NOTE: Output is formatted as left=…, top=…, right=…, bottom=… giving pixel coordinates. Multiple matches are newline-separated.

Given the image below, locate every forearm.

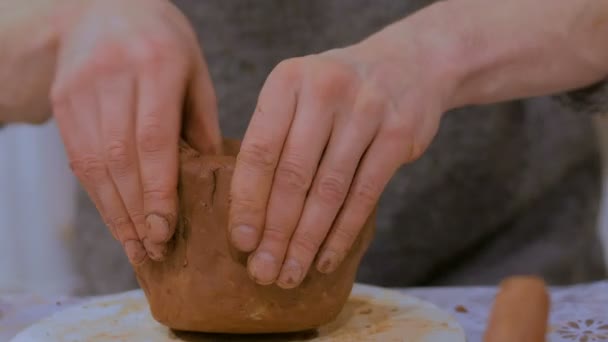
left=360, top=0, right=608, bottom=111
left=0, top=0, right=72, bottom=124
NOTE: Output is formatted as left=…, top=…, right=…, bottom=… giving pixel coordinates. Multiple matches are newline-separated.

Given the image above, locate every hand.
left=229, top=38, right=454, bottom=288
left=50, top=0, right=221, bottom=265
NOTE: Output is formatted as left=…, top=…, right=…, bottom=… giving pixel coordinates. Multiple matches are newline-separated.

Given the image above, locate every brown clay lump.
left=134, top=139, right=376, bottom=334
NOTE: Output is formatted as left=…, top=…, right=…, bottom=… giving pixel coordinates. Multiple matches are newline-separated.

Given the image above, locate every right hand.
left=50, top=0, right=222, bottom=265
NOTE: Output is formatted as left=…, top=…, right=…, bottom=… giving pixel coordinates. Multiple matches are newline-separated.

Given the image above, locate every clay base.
left=134, top=140, right=376, bottom=334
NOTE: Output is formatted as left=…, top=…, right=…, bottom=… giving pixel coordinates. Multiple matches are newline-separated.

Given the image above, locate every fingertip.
left=146, top=213, right=173, bottom=243
left=124, top=240, right=148, bottom=265
left=276, top=259, right=304, bottom=289
left=247, top=251, right=279, bottom=286
left=316, top=250, right=341, bottom=274
left=143, top=237, right=167, bottom=261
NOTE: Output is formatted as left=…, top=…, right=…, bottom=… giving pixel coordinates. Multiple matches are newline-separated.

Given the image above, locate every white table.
left=2, top=281, right=607, bottom=341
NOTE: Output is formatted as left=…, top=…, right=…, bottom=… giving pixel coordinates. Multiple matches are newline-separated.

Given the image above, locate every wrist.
left=350, top=1, right=474, bottom=114
left=417, top=0, right=608, bottom=109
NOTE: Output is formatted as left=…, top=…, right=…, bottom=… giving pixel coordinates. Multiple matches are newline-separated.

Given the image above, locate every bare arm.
left=0, top=0, right=71, bottom=124
left=359, top=0, right=608, bottom=110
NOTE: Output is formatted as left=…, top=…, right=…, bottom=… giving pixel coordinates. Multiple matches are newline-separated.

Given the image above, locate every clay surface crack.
left=210, top=169, right=218, bottom=205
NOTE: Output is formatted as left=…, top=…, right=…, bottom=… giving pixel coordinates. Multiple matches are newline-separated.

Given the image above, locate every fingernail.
left=248, top=251, right=279, bottom=285
left=277, top=259, right=303, bottom=289
left=143, top=237, right=166, bottom=261
left=317, top=251, right=340, bottom=274
left=124, top=240, right=147, bottom=265
left=146, top=214, right=170, bottom=243
left=231, top=225, right=258, bottom=252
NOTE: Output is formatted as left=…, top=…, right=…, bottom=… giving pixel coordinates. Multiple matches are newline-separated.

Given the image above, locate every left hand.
left=229, top=40, right=452, bottom=289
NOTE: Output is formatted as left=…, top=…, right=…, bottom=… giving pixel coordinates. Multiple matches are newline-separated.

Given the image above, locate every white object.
left=0, top=121, right=80, bottom=295
left=593, top=115, right=608, bottom=265
left=11, top=284, right=466, bottom=342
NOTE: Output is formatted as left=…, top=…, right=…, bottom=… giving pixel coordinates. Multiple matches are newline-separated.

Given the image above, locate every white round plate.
left=12, top=284, right=465, bottom=342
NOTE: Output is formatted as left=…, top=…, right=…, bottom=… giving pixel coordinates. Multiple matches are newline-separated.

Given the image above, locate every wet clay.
left=134, top=140, right=376, bottom=334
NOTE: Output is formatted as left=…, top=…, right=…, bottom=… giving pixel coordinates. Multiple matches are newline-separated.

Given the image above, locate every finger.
left=53, top=90, right=146, bottom=265
left=229, top=62, right=299, bottom=253
left=183, top=51, right=223, bottom=155
left=276, top=95, right=382, bottom=288
left=316, top=134, right=401, bottom=274
left=136, top=61, right=186, bottom=260
left=97, top=73, right=148, bottom=250
left=53, top=99, right=118, bottom=239
left=95, top=166, right=147, bottom=265
left=247, top=94, right=333, bottom=285
left=484, top=276, right=550, bottom=342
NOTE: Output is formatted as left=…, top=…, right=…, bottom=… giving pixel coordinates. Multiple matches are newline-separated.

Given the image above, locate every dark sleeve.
left=555, top=80, right=608, bottom=115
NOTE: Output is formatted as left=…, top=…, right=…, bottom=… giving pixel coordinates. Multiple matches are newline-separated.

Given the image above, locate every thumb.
left=183, top=54, right=223, bottom=155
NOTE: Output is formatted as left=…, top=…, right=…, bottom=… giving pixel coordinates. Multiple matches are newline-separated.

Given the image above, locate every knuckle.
left=142, top=187, right=175, bottom=204
left=384, top=129, right=425, bottom=162
left=407, top=141, right=425, bottom=162
left=231, top=196, right=265, bottom=217
left=315, top=173, right=349, bottom=205
left=128, top=211, right=146, bottom=226
left=69, top=154, right=107, bottom=182
left=274, top=157, right=312, bottom=193
left=263, top=224, right=291, bottom=244
left=109, top=215, right=132, bottom=232
left=378, top=126, right=414, bottom=162
left=310, top=75, right=340, bottom=100
left=89, top=42, right=126, bottom=72
left=105, top=139, right=132, bottom=172
left=110, top=216, right=131, bottom=230
left=355, top=89, right=387, bottom=117
left=131, top=37, right=174, bottom=68
left=238, top=141, right=278, bottom=172
left=352, top=178, right=381, bottom=209
left=273, top=58, right=303, bottom=82
left=292, top=231, right=322, bottom=256
left=384, top=105, right=416, bottom=138
left=137, top=119, right=167, bottom=154
left=309, top=64, right=353, bottom=99
left=331, top=225, right=359, bottom=246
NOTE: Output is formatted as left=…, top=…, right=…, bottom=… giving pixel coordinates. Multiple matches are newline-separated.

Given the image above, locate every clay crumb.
left=390, top=307, right=399, bottom=312
left=359, top=307, right=373, bottom=315
left=55, top=301, right=62, bottom=306
left=455, top=305, right=468, bottom=313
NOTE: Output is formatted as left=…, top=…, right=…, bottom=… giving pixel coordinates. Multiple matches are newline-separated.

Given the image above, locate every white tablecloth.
left=1, top=281, right=607, bottom=341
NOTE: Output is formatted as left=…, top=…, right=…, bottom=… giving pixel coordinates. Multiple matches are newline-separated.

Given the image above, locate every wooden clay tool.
left=484, top=276, right=550, bottom=342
